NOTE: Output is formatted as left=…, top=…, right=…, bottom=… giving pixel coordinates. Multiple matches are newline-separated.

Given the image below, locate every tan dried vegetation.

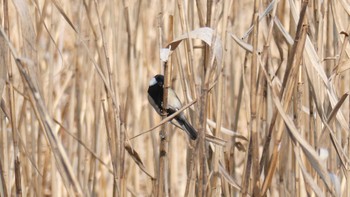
left=0, top=0, right=349, bottom=196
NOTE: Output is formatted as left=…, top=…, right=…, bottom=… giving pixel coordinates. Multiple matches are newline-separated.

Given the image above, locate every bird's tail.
left=176, top=115, right=197, bottom=140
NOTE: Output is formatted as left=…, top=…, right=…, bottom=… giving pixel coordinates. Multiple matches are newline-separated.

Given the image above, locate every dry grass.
left=0, top=0, right=349, bottom=196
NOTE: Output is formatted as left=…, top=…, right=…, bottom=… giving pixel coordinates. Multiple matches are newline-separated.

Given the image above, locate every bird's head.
left=149, top=74, right=164, bottom=87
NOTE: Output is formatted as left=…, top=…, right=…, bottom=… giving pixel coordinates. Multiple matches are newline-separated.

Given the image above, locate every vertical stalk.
left=250, top=0, right=260, bottom=196
left=102, top=101, right=118, bottom=197
left=157, top=13, right=173, bottom=197
left=198, top=1, right=213, bottom=196
left=241, top=0, right=261, bottom=196
left=4, top=1, right=22, bottom=195
left=166, top=15, right=173, bottom=196
left=158, top=60, right=171, bottom=196
left=198, top=77, right=209, bottom=197
left=294, top=64, right=304, bottom=197
left=0, top=0, right=9, bottom=195
left=8, top=76, right=22, bottom=197
left=211, top=73, right=223, bottom=196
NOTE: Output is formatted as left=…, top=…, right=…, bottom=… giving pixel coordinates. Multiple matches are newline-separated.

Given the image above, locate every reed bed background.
left=0, top=0, right=349, bottom=196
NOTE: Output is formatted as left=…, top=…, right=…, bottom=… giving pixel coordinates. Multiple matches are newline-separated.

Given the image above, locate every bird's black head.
left=149, top=74, right=164, bottom=87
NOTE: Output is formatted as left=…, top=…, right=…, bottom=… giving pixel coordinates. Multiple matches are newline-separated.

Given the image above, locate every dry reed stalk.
left=197, top=2, right=215, bottom=196
left=102, top=101, right=118, bottom=196
left=249, top=0, right=261, bottom=196
left=156, top=7, right=167, bottom=196
left=0, top=0, right=9, bottom=195
left=210, top=73, right=223, bottom=197
left=198, top=60, right=209, bottom=197
left=8, top=47, right=22, bottom=197
left=293, top=56, right=304, bottom=196
left=258, top=0, right=279, bottom=177
left=167, top=15, right=174, bottom=196
left=158, top=61, right=170, bottom=197
left=156, top=14, right=174, bottom=196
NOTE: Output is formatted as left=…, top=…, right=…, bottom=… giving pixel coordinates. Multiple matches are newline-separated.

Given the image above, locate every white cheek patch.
left=149, top=77, right=157, bottom=86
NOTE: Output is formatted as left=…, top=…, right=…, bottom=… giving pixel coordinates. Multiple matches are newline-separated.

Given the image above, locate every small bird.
left=147, top=74, right=197, bottom=140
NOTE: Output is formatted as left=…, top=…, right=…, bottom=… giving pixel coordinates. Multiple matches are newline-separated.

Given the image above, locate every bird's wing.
left=148, top=94, right=162, bottom=115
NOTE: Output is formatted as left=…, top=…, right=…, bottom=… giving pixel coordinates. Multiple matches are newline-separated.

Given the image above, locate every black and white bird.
left=147, top=74, right=197, bottom=140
